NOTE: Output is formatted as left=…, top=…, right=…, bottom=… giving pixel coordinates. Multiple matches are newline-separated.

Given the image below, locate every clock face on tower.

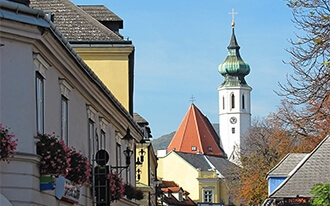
left=230, top=117, right=237, bottom=124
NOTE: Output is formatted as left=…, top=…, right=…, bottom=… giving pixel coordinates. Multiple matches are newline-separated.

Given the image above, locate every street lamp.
left=138, top=148, right=146, bottom=163
left=110, top=127, right=134, bottom=173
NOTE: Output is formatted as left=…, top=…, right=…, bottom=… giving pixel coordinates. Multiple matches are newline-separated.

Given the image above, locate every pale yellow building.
left=158, top=151, right=238, bottom=205
left=134, top=113, right=159, bottom=206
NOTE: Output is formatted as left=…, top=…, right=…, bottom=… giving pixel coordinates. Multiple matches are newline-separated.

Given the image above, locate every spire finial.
left=229, top=8, right=238, bottom=27
left=189, top=95, right=196, bottom=104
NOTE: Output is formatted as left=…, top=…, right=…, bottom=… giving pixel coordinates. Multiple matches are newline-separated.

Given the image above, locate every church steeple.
left=218, top=13, right=252, bottom=164
left=218, top=22, right=250, bottom=87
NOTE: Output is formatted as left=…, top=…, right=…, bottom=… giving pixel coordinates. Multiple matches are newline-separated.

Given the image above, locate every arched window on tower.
left=242, top=94, right=245, bottom=109
left=222, top=96, right=225, bottom=110
left=231, top=93, right=235, bottom=109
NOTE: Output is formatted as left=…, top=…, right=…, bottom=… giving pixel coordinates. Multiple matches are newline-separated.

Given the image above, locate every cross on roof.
left=189, top=95, right=196, bottom=104
left=229, top=8, right=238, bottom=27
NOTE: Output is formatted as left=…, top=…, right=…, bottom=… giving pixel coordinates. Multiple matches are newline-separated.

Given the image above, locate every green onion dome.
left=218, top=28, right=250, bottom=82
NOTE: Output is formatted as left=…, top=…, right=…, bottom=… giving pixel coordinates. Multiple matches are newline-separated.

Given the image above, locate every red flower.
left=66, top=147, right=92, bottom=185
left=36, top=133, right=70, bottom=176
left=0, top=124, right=18, bottom=162
left=108, top=172, right=125, bottom=201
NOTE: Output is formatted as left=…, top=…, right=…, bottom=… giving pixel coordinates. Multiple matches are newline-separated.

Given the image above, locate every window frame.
left=61, top=95, right=69, bottom=145
left=36, top=72, right=44, bottom=133
left=100, top=130, right=106, bottom=150
left=203, top=189, right=214, bottom=203
left=242, top=94, right=245, bottom=109
left=222, top=96, right=225, bottom=110
left=88, top=119, right=95, bottom=162
left=231, top=93, right=235, bottom=109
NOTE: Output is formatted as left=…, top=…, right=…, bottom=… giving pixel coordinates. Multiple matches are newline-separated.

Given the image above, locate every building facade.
left=0, top=1, right=143, bottom=205
left=30, top=0, right=135, bottom=114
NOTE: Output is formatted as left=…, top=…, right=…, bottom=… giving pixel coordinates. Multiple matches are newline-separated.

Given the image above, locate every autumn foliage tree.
left=239, top=1, right=329, bottom=204
left=239, top=118, right=297, bottom=205
left=239, top=109, right=326, bottom=204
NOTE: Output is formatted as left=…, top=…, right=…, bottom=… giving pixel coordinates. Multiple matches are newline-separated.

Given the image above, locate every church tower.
left=218, top=16, right=251, bottom=162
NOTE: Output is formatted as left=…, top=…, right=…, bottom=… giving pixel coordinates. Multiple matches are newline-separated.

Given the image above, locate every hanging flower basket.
left=36, top=133, right=71, bottom=177
left=0, top=124, right=18, bottom=162
left=124, top=184, right=144, bottom=200
left=108, top=172, right=125, bottom=202
left=66, top=147, right=92, bottom=185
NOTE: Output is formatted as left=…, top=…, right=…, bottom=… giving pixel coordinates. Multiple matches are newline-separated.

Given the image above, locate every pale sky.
left=72, top=0, right=296, bottom=138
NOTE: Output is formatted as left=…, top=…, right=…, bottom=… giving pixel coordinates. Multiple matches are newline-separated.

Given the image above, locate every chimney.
left=8, top=0, right=30, bottom=7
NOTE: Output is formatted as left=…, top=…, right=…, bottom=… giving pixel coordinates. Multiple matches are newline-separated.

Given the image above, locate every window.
left=178, top=191, right=183, bottom=201
left=208, top=146, right=213, bottom=152
left=242, top=94, right=245, bottom=109
left=232, top=127, right=235, bottom=134
left=203, top=190, right=213, bottom=203
left=36, top=73, right=44, bottom=133
left=231, top=93, right=235, bottom=109
left=59, top=78, right=73, bottom=145
left=87, top=105, right=97, bottom=161
left=116, top=143, right=122, bottom=170
left=192, top=146, right=197, bottom=151
left=88, top=120, right=95, bottom=162
left=99, top=118, right=108, bottom=150
left=61, top=96, right=68, bottom=145
left=100, top=130, right=106, bottom=150
left=222, top=96, right=225, bottom=110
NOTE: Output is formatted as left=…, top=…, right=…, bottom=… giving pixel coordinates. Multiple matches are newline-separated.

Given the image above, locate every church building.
left=218, top=18, right=252, bottom=162
left=158, top=104, right=239, bottom=205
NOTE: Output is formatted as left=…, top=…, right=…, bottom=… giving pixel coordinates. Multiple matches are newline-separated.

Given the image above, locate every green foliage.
left=310, top=183, right=330, bottom=206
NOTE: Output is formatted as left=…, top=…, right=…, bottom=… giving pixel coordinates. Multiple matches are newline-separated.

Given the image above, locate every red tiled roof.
left=160, top=180, right=196, bottom=206
left=161, top=187, right=181, bottom=193
left=161, top=180, right=178, bottom=188
left=167, top=104, right=223, bottom=156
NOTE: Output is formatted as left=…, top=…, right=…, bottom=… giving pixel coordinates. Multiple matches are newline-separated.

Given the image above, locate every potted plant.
left=108, top=171, right=125, bottom=202
left=66, top=147, right=92, bottom=185
left=124, top=184, right=144, bottom=200
left=36, top=133, right=71, bottom=190
left=0, top=124, right=18, bottom=162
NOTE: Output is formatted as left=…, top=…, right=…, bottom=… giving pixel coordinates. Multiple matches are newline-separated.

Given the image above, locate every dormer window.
left=178, top=191, right=183, bottom=201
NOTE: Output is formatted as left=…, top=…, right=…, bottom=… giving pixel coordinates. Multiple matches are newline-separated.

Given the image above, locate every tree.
left=310, top=183, right=330, bottom=206
left=240, top=118, right=295, bottom=205
left=238, top=115, right=320, bottom=205
left=277, top=0, right=330, bottom=138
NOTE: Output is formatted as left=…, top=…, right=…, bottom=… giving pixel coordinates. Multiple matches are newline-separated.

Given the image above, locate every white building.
left=0, top=1, right=143, bottom=205
left=218, top=22, right=252, bottom=163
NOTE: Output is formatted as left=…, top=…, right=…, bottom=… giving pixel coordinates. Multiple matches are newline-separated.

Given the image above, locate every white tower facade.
left=218, top=25, right=251, bottom=162
left=218, top=85, right=251, bottom=161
